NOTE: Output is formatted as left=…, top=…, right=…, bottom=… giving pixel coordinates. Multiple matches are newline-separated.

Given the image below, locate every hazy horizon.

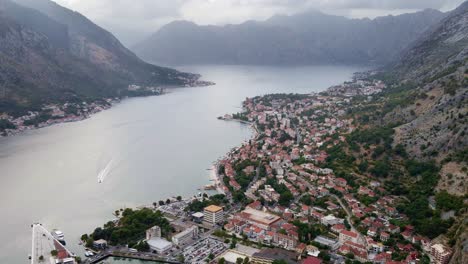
left=52, top=0, right=465, bottom=46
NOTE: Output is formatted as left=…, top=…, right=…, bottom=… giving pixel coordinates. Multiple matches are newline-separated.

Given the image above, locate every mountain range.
left=133, top=9, right=446, bottom=66
left=0, top=0, right=201, bottom=115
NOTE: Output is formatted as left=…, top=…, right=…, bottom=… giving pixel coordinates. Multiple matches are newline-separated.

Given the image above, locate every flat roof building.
left=251, top=248, right=298, bottom=264
left=204, top=205, right=224, bottom=225
left=192, top=212, right=204, bottom=223
left=238, top=208, right=281, bottom=230
left=147, top=237, right=172, bottom=254
left=172, top=225, right=198, bottom=246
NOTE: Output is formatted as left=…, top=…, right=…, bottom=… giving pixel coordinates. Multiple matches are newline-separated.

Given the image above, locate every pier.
left=83, top=248, right=181, bottom=264
left=30, top=223, right=76, bottom=264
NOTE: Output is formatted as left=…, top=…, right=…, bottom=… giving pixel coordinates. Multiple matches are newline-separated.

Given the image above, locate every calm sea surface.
left=0, top=65, right=363, bottom=263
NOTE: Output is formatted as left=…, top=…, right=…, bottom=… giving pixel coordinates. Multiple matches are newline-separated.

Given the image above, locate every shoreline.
left=0, top=81, right=215, bottom=139
left=0, top=99, right=120, bottom=138
left=210, top=115, right=260, bottom=197
left=209, top=164, right=225, bottom=194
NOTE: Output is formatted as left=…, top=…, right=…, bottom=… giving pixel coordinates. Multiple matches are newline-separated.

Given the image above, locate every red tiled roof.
left=302, top=256, right=322, bottom=264
left=340, top=230, right=358, bottom=238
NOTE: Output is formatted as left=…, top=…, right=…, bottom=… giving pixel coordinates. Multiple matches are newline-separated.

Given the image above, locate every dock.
left=31, top=223, right=77, bottom=264
left=83, top=248, right=181, bottom=264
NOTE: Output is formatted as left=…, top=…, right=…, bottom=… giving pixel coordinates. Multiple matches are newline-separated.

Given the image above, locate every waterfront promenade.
left=84, top=247, right=181, bottom=264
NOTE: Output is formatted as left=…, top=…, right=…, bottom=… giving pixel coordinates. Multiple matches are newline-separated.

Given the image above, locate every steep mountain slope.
left=384, top=4, right=468, bottom=257
left=383, top=1, right=467, bottom=164
left=13, top=0, right=155, bottom=75
left=339, top=4, right=467, bottom=262
left=0, top=0, right=200, bottom=115
left=350, top=2, right=467, bottom=196
left=393, top=1, right=468, bottom=81
left=133, top=9, right=445, bottom=66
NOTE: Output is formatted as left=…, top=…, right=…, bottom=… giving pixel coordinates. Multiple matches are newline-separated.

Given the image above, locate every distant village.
left=327, top=72, right=386, bottom=98
left=0, top=84, right=168, bottom=137
left=0, top=99, right=118, bottom=137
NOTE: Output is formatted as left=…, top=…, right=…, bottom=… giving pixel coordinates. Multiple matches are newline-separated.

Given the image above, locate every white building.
left=146, top=225, right=172, bottom=254
left=172, top=226, right=199, bottom=245
left=204, top=205, right=224, bottom=225
left=147, top=238, right=172, bottom=254
left=321, top=214, right=344, bottom=226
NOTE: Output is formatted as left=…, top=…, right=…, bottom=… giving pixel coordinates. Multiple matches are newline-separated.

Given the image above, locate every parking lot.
left=157, top=201, right=188, bottom=217
left=182, top=237, right=227, bottom=263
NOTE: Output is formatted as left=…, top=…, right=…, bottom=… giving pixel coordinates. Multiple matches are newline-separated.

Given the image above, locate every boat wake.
left=97, top=159, right=114, bottom=183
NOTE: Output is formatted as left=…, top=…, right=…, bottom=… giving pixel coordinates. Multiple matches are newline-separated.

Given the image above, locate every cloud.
left=52, top=0, right=465, bottom=46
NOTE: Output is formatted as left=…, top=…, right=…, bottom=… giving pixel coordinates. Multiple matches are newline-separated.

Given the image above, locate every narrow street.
left=295, top=174, right=359, bottom=235
left=330, top=194, right=359, bottom=235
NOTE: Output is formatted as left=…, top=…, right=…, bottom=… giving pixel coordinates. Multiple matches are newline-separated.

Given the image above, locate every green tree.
left=370, top=161, right=390, bottom=177
left=85, top=238, right=94, bottom=248
left=319, top=252, right=331, bottom=261
left=89, top=208, right=171, bottom=246
left=393, top=144, right=408, bottom=158
left=358, top=160, right=368, bottom=172
left=230, top=239, right=237, bottom=249
left=272, top=260, right=288, bottom=264
left=435, top=190, right=464, bottom=211
left=135, top=241, right=150, bottom=252
left=300, top=194, right=312, bottom=206
left=80, top=234, right=88, bottom=242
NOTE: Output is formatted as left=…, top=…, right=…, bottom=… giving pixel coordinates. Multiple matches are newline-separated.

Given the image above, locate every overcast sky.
left=52, top=0, right=465, bottom=46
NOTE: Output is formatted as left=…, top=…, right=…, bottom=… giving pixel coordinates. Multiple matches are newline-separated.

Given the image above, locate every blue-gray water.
left=0, top=65, right=363, bottom=263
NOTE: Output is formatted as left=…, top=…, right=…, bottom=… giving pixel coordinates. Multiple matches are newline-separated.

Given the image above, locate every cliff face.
left=383, top=2, right=468, bottom=164
left=380, top=5, right=467, bottom=262
left=393, top=1, right=468, bottom=82
left=0, top=0, right=200, bottom=115
left=448, top=218, right=468, bottom=264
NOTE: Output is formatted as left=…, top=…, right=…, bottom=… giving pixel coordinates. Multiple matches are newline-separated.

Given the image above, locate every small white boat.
left=52, top=230, right=65, bottom=242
